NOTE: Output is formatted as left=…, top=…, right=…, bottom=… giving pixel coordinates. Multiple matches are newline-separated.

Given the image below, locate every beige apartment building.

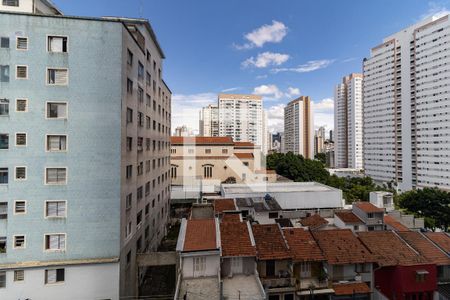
left=170, top=136, right=276, bottom=186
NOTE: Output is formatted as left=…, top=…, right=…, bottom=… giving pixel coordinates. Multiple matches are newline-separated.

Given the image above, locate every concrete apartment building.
left=314, top=126, right=325, bottom=155
left=363, top=14, right=450, bottom=191
left=170, top=136, right=276, bottom=188
left=218, top=94, right=264, bottom=149
left=283, top=96, right=314, bottom=159
left=199, top=104, right=219, bottom=136
left=0, top=1, right=171, bottom=298
left=334, top=73, right=363, bottom=169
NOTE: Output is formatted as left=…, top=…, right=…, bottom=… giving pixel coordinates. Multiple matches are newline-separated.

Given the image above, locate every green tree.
left=314, top=153, right=326, bottom=165
left=397, top=188, right=450, bottom=231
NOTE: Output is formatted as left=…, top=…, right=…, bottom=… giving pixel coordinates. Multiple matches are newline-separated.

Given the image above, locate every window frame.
left=44, top=167, right=67, bottom=185
left=15, top=98, right=28, bottom=112
left=15, top=36, right=28, bottom=51
left=46, top=35, right=69, bottom=53
left=14, top=166, right=26, bottom=181
left=15, top=65, right=28, bottom=80
left=45, top=101, right=68, bottom=120
left=46, top=67, right=69, bottom=86
left=44, top=268, right=65, bottom=285
left=15, top=132, right=27, bottom=147
left=44, top=233, right=66, bottom=252
left=13, top=200, right=26, bottom=215
left=13, top=270, right=24, bottom=282
left=44, top=200, right=67, bottom=219
left=13, top=234, right=26, bottom=249
left=45, top=134, right=68, bottom=152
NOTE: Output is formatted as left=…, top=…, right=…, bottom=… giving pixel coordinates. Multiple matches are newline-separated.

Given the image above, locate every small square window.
left=0, top=37, right=9, bottom=48
left=14, top=201, right=26, bottom=214
left=46, top=135, right=67, bottom=152
left=47, top=68, right=68, bottom=85
left=45, top=234, right=66, bottom=251
left=45, top=201, right=66, bottom=218
left=48, top=36, right=67, bottom=53
left=15, top=133, right=26, bottom=146
left=14, top=270, right=24, bottom=282
left=16, top=37, right=27, bottom=50
left=45, top=168, right=67, bottom=185
left=15, top=167, right=26, bottom=180
left=13, top=235, right=25, bottom=249
left=16, top=99, right=27, bottom=112
left=0, top=65, right=9, bottom=82
left=46, top=102, right=67, bottom=119
left=0, top=133, right=9, bottom=149
left=16, top=65, right=27, bottom=79
left=45, top=268, right=64, bottom=284
left=0, top=271, right=5, bottom=288
left=0, top=99, right=9, bottom=116
left=3, top=0, right=19, bottom=7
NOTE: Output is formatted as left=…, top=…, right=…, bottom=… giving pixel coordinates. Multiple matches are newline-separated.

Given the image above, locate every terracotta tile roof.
left=252, top=224, right=291, bottom=260
left=234, top=141, right=255, bottom=147
left=357, top=231, right=425, bottom=267
left=220, top=222, right=256, bottom=257
left=312, top=229, right=374, bottom=265
left=425, top=232, right=450, bottom=253
left=283, top=228, right=325, bottom=262
left=214, top=199, right=236, bottom=214
left=398, top=231, right=450, bottom=266
left=353, top=201, right=384, bottom=213
left=183, top=219, right=217, bottom=252
left=234, top=152, right=254, bottom=159
left=221, top=214, right=241, bottom=223
left=171, top=136, right=234, bottom=145
left=300, top=214, right=328, bottom=230
left=384, top=215, right=410, bottom=232
left=335, top=210, right=364, bottom=224
left=333, top=282, right=371, bottom=296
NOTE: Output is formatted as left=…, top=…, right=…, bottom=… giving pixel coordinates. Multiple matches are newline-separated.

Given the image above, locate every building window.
left=205, top=149, right=211, bottom=154
left=126, top=137, right=132, bottom=151
left=203, top=165, right=213, bottom=178
left=127, top=49, right=133, bottom=66
left=193, top=256, right=206, bottom=272
left=268, top=212, right=278, bottom=219
left=14, top=201, right=26, bottom=214
left=0, top=65, right=9, bottom=82
left=15, top=133, right=26, bottom=146
left=171, top=165, right=177, bottom=179
left=0, top=271, right=5, bottom=288
left=126, top=165, right=132, bottom=179
left=45, top=168, right=67, bottom=185
left=0, top=99, right=9, bottom=116
left=16, top=37, right=28, bottom=50
left=16, top=99, right=27, bottom=112
left=138, top=87, right=144, bottom=103
left=47, top=135, right=67, bottom=151
left=188, top=149, right=194, bottom=154
left=13, top=235, right=25, bottom=249
left=13, top=270, right=24, bottom=282
left=137, top=210, right=142, bottom=226
left=138, top=112, right=144, bottom=127
left=367, top=213, right=374, bottom=218
left=45, top=201, right=66, bottom=218
left=137, top=186, right=143, bottom=200
left=0, top=37, right=9, bottom=48
left=45, top=234, right=66, bottom=251
left=127, top=78, right=133, bottom=94
left=15, top=167, right=26, bottom=180
left=0, top=134, right=8, bottom=149
left=2, top=0, right=19, bottom=7
left=0, top=203, right=7, bottom=219
left=138, top=61, right=144, bottom=81
left=0, top=168, right=7, bottom=184
left=47, top=68, right=68, bottom=85
left=222, top=149, right=228, bottom=154
left=137, top=137, right=143, bottom=151
left=126, top=108, right=133, bottom=123
left=48, top=36, right=68, bottom=53
left=243, top=162, right=249, bottom=167
left=46, top=102, right=67, bottom=119
left=16, top=65, right=28, bottom=79
left=45, top=269, right=64, bottom=284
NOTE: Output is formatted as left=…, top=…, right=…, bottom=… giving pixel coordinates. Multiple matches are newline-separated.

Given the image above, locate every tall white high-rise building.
left=218, top=94, right=263, bottom=147
left=363, top=14, right=450, bottom=191
left=283, top=96, right=314, bottom=159
left=334, top=73, right=364, bottom=169
left=314, top=126, right=326, bottom=155
left=199, top=104, right=218, bottom=136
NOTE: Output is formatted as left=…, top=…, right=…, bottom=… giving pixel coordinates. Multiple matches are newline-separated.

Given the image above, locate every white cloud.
left=314, top=113, right=334, bottom=131
left=242, top=52, right=290, bottom=68
left=221, top=87, right=241, bottom=92
left=256, top=74, right=268, bottom=80
left=266, top=104, right=286, bottom=132
left=234, top=20, right=288, bottom=49
left=313, top=98, right=334, bottom=114
left=286, top=87, right=301, bottom=98
left=253, top=84, right=284, bottom=99
left=272, top=59, right=334, bottom=73
left=420, top=2, right=450, bottom=20
left=312, top=98, right=334, bottom=130
left=172, top=93, right=217, bottom=131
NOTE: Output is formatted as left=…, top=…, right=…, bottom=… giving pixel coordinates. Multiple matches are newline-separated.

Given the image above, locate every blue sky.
left=53, top=0, right=450, bottom=133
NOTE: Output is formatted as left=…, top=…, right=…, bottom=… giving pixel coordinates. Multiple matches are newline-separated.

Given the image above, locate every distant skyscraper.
left=329, top=130, right=333, bottom=142
left=174, top=125, right=190, bottom=137
left=334, top=73, right=363, bottom=169
left=314, top=126, right=326, bottom=155
left=199, top=104, right=219, bottom=136
left=218, top=94, right=263, bottom=148
left=363, top=14, right=450, bottom=191
left=283, top=96, right=314, bottom=159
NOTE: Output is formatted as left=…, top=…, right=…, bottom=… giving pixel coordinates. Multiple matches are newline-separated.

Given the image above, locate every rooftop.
left=300, top=214, right=328, bottom=230
left=222, top=274, right=265, bottom=300
left=384, top=215, right=410, bottom=232
left=234, top=141, right=256, bottom=147
left=283, top=228, right=324, bottom=262
left=177, top=277, right=219, bottom=300
left=223, top=182, right=338, bottom=194
left=171, top=136, right=234, bottom=145
left=220, top=222, right=256, bottom=257
left=358, top=231, right=425, bottom=267
left=332, top=282, right=371, bottom=296
left=353, top=201, right=385, bottom=213
left=252, top=224, right=291, bottom=260
left=312, top=229, right=374, bottom=265
left=183, top=219, right=218, bottom=252
left=235, top=196, right=282, bottom=212
left=335, top=210, right=364, bottom=224
left=221, top=213, right=242, bottom=223
left=218, top=94, right=262, bottom=100
left=398, top=231, right=450, bottom=266
left=425, top=232, right=450, bottom=253
left=234, top=152, right=254, bottom=159
left=213, top=199, right=236, bottom=214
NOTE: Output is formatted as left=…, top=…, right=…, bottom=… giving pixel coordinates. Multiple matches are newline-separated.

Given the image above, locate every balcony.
left=298, top=278, right=329, bottom=290
left=261, top=276, right=295, bottom=289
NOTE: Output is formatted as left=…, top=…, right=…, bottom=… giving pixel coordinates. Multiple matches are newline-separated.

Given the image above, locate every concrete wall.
left=0, top=262, right=119, bottom=300
left=182, top=253, right=220, bottom=278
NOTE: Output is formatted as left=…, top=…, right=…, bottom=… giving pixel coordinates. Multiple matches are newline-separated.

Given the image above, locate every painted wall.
left=181, top=253, right=220, bottom=278
left=0, top=262, right=119, bottom=300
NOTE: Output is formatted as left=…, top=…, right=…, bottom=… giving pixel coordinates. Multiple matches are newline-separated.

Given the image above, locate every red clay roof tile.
left=335, top=210, right=364, bottom=224
left=214, top=199, right=236, bottom=214
left=333, top=282, right=371, bottom=295
left=425, top=232, right=450, bottom=253
left=234, top=152, right=254, bottom=159
left=183, top=219, right=217, bottom=252
left=221, top=214, right=241, bottom=223
left=220, top=222, right=256, bottom=257
left=252, top=224, right=291, bottom=260
left=300, top=214, right=328, bottom=229
left=398, top=231, right=450, bottom=266
left=384, top=215, right=410, bottom=232
left=353, top=202, right=384, bottom=213
left=283, top=228, right=324, bottom=262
